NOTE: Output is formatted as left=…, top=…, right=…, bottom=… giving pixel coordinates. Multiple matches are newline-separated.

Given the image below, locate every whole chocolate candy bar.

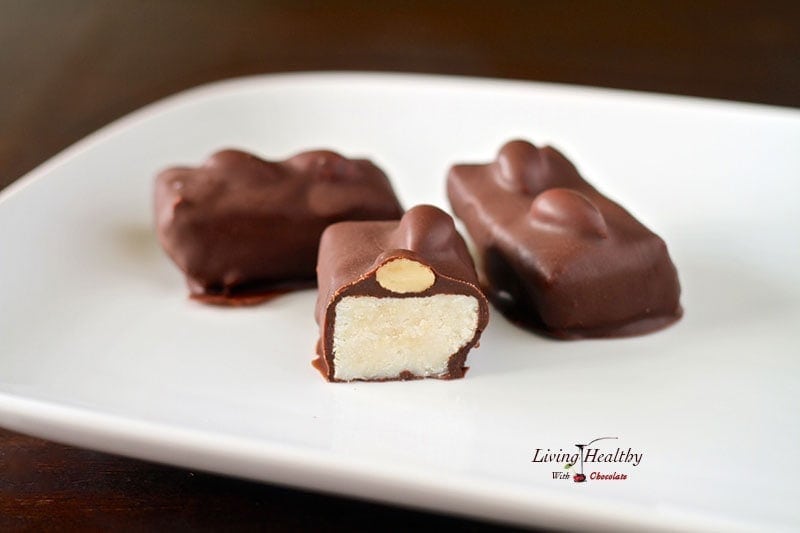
left=315, top=205, right=490, bottom=382
left=155, top=149, right=403, bottom=304
left=447, top=140, right=681, bottom=338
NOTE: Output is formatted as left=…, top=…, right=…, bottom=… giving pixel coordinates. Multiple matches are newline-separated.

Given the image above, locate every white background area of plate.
left=1, top=73, right=799, bottom=532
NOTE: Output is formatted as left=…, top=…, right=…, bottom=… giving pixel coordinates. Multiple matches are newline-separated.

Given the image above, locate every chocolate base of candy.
left=489, top=289, right=682, bottom=340
left=188, top=279, right=316, bottom=307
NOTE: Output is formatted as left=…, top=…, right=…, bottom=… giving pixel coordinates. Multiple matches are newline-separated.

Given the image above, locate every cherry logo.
left=570, top=436, right=618, bottom=483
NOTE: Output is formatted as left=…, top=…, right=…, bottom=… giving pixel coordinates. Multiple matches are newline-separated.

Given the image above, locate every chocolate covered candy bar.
left=155, top=149, right=403, bottom=304
left=315, top=205, right=489, bottom=382
left=447, top=140, right=681, bottom=338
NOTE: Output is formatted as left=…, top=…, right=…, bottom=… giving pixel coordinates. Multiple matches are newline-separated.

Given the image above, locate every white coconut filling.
left=332, top=294, right=479, bottom=381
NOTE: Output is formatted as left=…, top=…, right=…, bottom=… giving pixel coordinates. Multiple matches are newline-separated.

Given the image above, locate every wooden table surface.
left=1, top=1, right=798, bottom=531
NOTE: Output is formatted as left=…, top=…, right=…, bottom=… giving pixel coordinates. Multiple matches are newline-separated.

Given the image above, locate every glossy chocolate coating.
left=315, top=205, right=490, bottom=381
left=447, top=140, right=682, bottom=338
left=155, top=149, right=403, bottom=303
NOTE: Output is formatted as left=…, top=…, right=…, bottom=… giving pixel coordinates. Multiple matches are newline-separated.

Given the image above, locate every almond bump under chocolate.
left=447, top=140, right=682, bottom=339
left=315, top=205, right=490, bottom=382
left=154, top=149, right=403, bottom=304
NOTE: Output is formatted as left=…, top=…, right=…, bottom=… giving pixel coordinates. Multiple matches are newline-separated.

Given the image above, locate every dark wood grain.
left=0, top=428, right=532, bottom=532
left=1, top=1, right=799, bottom=531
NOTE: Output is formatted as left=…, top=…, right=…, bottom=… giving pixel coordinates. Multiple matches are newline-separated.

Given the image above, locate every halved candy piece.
left=154, top=149, right=403, bottom=304
left=315, top=205, right=490, bottom=382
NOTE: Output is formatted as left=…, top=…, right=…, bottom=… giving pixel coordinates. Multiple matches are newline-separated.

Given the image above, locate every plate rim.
left=3, top=70, right=798, bottom=205
left=0, top=392, right=755, bottom=532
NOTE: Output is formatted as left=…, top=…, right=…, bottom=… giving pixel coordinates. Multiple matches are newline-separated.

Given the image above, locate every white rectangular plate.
left=1, top=73, right=799, bottom=532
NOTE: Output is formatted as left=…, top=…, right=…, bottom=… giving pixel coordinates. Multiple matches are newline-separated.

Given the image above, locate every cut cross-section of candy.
left=314, top=205, right=490, bottom=382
